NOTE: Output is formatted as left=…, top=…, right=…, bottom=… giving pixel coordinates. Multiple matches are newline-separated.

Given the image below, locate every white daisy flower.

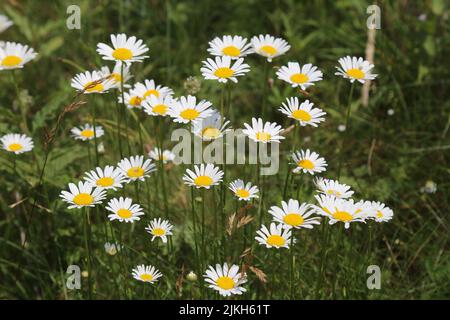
left=59, top=181, right=106, bottom=209
left=367, top=201, right=394, bottom=222
left=291, top=149, right=327, bottom=175
left=250, top=34, right=290, bottom=62
left=242, top=117, right=285, bottom=143
left=255, top=223, right=292, bottom=249
left=96, top=33, right=149, bottom=65
left=104, top=242, right=121, bottom=256
left=106, top=197, right=144, bottom=223
left=228, top=179, right=259, bottom=201
left=132, top=265, right=162, bottom=284
left=148, top=147, right=175, bottom=163
left=142, top=95, right=173, bottom=117
left=1, top=133, right=34, bottom=154
left=276, top=62, right=323, bottom=90
left=353, top=200, right=379, bottom=222
left=201, top=56, right=250, bottom=83
left=182, top=163, right=224, bottom=189
left=207, top=35, right=253, bottom=59
left=204, top=263, right=247, bottom=297
left=279, top=97, right=326, bottom=127
left=145, top=218, right=174, bottom=243
left=314, top=177, right=354, bottom=199
left=117, top=155, right=156, bottom=182
left=84, top=165, right=126, bottom=190
left=191, top=109, right=230, bottom=141
left=269, top=199, right=321, bottom=230
left=71, top=70, right=114, bottom=94
left=133, top=79, right=174, bottom=99
left=70, top=124, right=104, bottom=141
left=335, top=56, right=377, bottom=84
left=118, top=88, right=145, bottom=109
left=0, top=42, right=37, bottom=70
left=99, top=63, right=132, bottom=89
left=168, top=95, right=214, bottom=124
left=0, top=14, right=13, bottom=33
left=314, top=195, right=367, bottom=229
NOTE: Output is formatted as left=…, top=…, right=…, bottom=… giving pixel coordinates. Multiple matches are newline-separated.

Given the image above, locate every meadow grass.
left=0, top=0, right=449, bottom=299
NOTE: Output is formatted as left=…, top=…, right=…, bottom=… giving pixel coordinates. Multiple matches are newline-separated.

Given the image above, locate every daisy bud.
left=187, top=271, right=198, bottom=282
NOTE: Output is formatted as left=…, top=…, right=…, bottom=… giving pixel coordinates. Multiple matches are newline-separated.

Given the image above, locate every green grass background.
left=0, top=0, right=449, bottom=299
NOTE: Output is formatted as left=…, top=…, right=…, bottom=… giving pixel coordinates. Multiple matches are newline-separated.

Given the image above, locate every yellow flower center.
left=283, top=213, right=304, bottom=226
left=333, top=210, right=353, bottom=222
left=214, top=67, right=234, bottom=78
left=346, top=68, right=365, bottom=79
left=201, top=127, right=221, bottom=139
left=180, top=109, right=200, bottom=121
left=266, top=235, right=286, bottom=247
left=139, top=273, right=153, bottom=282
left=260, top=45, right=277, bottom=56
left=152, top=104, right=167, bottom=115
left=291, top=110, right=312, bottom=121
left=129, top=96, right=142, bottom=106
left=96, top=177, right=114, bottom=187
left=256, top=132, right=271, bottom=142
left=194, top=175, right=213, bottom=187
left=117, top=208, right=133, bottom=219
left=222, top=46, right=241, bottom=57
left=152, top=228, right=165, bottom=236
left=80, top=129, right=94, bottom=138
left=8, top=143, right=23, bottom=152
left=127, top=167, right=145, bottom=178
left=73, top=193, right=94, bottom=206
left=290, top=73, right=309, bottom=84
left=2, top=55, right=22, bottom=67
left=112, top=48, right=133, bottom=61
left=144, top=89, right=159, bottom=98
left=110, top=73, right=122, bottom=83
left=326, top=189, right=341, bottom=197
left=376, top=211, right=383, bottom=218
left=216, top=276, right=235, bottom=290
left=297, top=159, right=314, bottom=170
left=84, top=81, right=104, bottom=93
left=235, top=188, right=250, bottom=199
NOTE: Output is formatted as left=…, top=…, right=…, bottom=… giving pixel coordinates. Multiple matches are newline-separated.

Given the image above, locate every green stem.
left=82, top=208, right=93, bottom=299
left=11, top=71, right=30, bottom=134
left=120, top=64, right=132, bottom=155
left=114, top=91, right=123, bottom=159
left=261, top=61, right=269, bottom=119
left=337, top=82, right=355, bottom=179
left=92, top=95, right=99, bottom=166
left=289, top=230, right=295, bottom=298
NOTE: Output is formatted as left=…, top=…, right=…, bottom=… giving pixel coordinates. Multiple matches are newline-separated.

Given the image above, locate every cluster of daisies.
left=59, top=155, right=175, bottom=283
left=0, top=14, right=37, bottom=156
left=256, top=178, right=394, bottom=250
left=1, top=23, right=391, bottom=298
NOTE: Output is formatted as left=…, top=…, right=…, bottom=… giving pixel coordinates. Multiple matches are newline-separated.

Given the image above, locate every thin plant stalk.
left=82, top=207, right=93, bottom=299
left=114, top=90, right=123, bottom=158
left=120, top=64, right=132, bottom=155
left=91, top=95, right=99, bottom=166
left=337, top=82, right=355, bottom=179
